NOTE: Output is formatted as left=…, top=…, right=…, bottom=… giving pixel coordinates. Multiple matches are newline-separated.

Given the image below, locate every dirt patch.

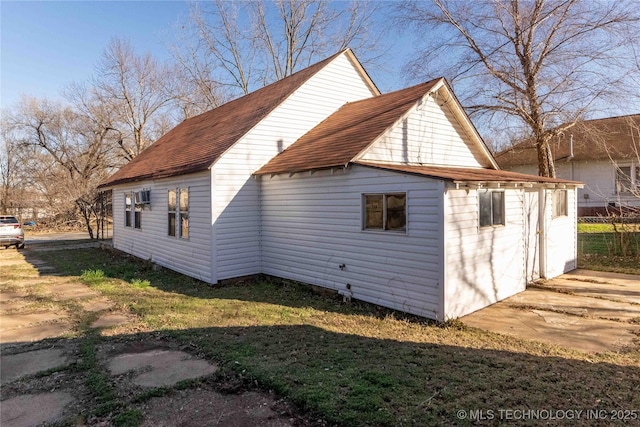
left=139, top=388, right=293, bottom=427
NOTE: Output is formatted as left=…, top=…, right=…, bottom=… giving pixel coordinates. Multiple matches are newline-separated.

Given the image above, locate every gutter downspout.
left=567, top=134, right=575, bottom=180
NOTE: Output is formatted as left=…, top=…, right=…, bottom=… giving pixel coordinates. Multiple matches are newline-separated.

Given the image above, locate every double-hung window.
left=125, top=193, right=132, bottom=227
left=168, top=188, right=189, bottom=238
left=125, top=192, right=141, bottom=229
left=479, top=190, right=504, bottom=227
left=363, top=193, right=406, bottom=232
left=615, top=164, right=639, bottom=194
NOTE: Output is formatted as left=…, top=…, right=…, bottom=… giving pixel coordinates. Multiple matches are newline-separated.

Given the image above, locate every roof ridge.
left=99, top=49, right=352, bottom=188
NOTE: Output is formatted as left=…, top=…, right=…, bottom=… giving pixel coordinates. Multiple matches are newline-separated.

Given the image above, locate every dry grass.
left=9, top=247, right=640, bottom=426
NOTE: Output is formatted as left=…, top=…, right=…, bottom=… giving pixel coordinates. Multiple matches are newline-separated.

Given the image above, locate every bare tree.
left=398, top=0, right=640, bottom=177
left=0, top=117, right=21, bottom=214
left=172, top=0, right=383, bottom=103
left=7, top=97, right=116, bottom=238
left=92, top=38, right=176, bottom=161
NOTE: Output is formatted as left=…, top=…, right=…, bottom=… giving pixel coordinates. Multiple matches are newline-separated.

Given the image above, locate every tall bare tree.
left=0, top=117, right=21, bottom=214
left=398, top=0, right=640, bottom=177
left=172, top=0, right=382, bottom=106
left=93, top=38, right=176, bottom=161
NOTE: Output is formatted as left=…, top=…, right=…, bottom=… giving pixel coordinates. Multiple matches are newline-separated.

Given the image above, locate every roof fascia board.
left=350, top=79, right=445, bottom=164
left=343, top=49, right=381, bottom=96
left=435, top=82, right=500, bottom=170
left=208, top=50, right=364, bottom=171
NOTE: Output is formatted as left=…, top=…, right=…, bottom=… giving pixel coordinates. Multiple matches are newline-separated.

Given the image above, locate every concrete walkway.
left=462, top=270, right=640, bottom=353
left=0, top=241, right=293, bottom=427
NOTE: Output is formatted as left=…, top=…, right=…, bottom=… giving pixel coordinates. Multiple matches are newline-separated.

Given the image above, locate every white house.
left=99, top=49, right=581, bottom=320
left=495, top=114, right=640, bottom=216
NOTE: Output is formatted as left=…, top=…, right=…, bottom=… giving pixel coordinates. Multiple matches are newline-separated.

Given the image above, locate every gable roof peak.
left=99, top=49, right=372, bottom=188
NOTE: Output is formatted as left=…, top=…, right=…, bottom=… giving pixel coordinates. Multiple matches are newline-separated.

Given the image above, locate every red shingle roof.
left=356, top=162, right=581, bottom=185
left=99, top=51, right=346, bottom=188
left=255, top=79, right=442, bottom=175
left=495, top=114, right=640, bottom=169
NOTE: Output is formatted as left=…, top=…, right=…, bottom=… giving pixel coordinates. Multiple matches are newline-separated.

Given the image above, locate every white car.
left=0, top=215, right=25, bottom=249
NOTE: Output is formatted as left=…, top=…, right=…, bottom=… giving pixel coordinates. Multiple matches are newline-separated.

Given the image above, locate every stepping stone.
left=48, top=282, right=98, bottom=300
left=91, top=313, right=129, bottom=328
left=108, top=350, right=218, bottom=388
left=81, top=297, right=114, bottom=312
left=0, top=392, right=74, bottom=427
left=0, top=292, right=25, bottom=302
left=0, top=321, right=72, bottom=344
left=1, top=348, right=69, bottom=383
left=1, top=311, right=65, bottom=329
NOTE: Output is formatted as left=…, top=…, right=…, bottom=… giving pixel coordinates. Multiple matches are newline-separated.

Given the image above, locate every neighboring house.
left=495, top=114, right=640, bottom=216
left=99, top=49, right=581, bottom=320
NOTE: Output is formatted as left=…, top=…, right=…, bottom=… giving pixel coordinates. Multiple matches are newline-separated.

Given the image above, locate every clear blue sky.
left=1, top=1, right=192, bottom=109
left=0, top=1, right=410, bottom=110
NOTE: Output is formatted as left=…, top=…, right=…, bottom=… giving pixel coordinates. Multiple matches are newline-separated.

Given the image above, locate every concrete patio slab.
left=462, top=270, right=640, bottom=353
left=1, top=348, right=69, bottom=383
left=507, top=287, right=640, bottom=322
left=542, top=278, right=640, bottom=304
left=462, top=306, right=638, bottom=353
left=108, top=350, right=219, bottom=388
left=0, top=392, right=74, bottom=427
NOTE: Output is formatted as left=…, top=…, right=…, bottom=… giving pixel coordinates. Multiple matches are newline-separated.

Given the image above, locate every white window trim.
left=479, top=190, right=505, bottom=228
left=362, top=193, right=407, bottom=234
left=168, top=187, right=189, bottom=239
left=614, top=162, right=639, bottom=195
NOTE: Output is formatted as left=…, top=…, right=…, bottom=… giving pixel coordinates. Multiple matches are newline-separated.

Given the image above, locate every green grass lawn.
left=578, top=223, right=640, bottom=233
left=31, top=248, right=640, bottom=426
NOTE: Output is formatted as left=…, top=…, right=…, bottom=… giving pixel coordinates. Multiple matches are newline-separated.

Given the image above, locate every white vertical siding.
left=260, top=165, right=446, bottom=320
left=111, top=171, right=213, bottom=283
left=357, top=95, right=490, bottom=168
left=542, top=188, right=578, bottom=278
left=444, top=187, right=527, bottom=318
left=212, top=52, right=377, bottom=280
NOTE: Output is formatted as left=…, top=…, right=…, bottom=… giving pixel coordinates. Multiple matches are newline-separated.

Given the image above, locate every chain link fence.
left=577, top=216, right=640, bottom=259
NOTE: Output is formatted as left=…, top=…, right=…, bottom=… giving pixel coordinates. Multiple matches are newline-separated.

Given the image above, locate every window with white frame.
left=125, top=193, right=132, bottom=227
left=125, top=192, right=141, bottom=229
left=552, top=189, right=568, bottom=218
left=615, top=163, right=639, bottom=194
left=168, top=188, right=189, bottom=238
left=479, top=190, right=504, bottom=227
left=363, top=193, right=406, bottom=232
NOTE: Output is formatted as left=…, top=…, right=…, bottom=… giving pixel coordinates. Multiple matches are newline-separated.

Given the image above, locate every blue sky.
left=0, top=1, right=411, bottom=110
left=1, top=1, right=192, bottom=108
